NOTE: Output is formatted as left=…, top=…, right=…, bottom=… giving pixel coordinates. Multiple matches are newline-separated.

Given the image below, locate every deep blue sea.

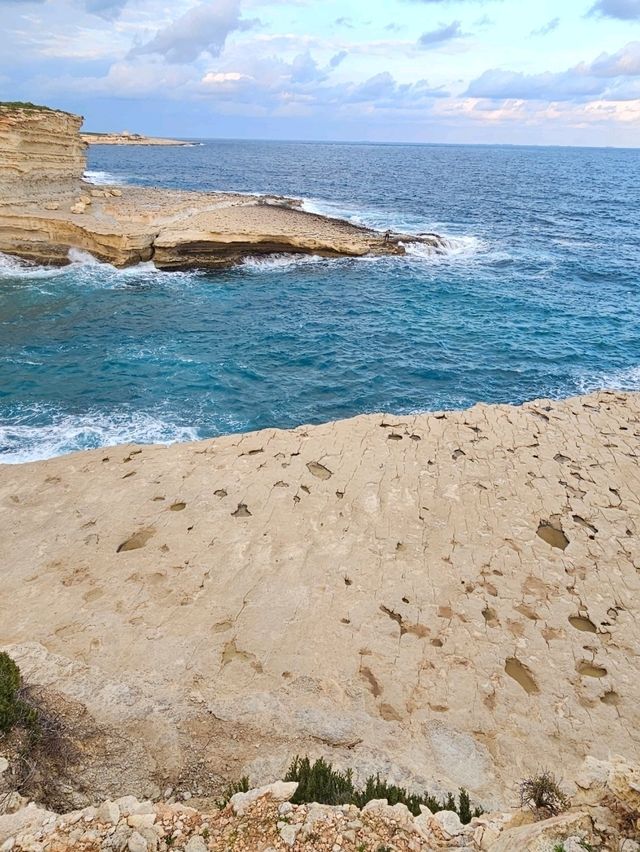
left=1, top=141, right=639, bottom=462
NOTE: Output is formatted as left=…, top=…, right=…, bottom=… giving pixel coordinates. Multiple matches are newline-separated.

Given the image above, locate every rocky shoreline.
left=0, top=104, right=442, bottom=269
left=81, top=132, right=194, bottom=147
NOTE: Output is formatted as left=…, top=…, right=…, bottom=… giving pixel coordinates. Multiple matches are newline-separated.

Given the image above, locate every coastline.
left=1, top=389, right=638, bottom=811
left=81, top=131, right=195, bottom=146
left=0, top=105, right=443, bottom=269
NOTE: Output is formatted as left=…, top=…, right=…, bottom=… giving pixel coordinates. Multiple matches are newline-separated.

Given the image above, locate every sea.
left=1, top=140, right=639, bottom=463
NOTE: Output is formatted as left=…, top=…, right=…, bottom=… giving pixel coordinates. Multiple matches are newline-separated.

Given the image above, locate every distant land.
left=81, top=130, right=195, bottom=146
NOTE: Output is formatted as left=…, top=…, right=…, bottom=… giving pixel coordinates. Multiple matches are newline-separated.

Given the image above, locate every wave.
left=577, top=364, right=640, bottom=394
left=83, top=169, right=129, bottom=186
left=0, top=407, right=200, bottom=464
left=241, top=253, right=331, bottom=272
left=301, top=196, right=488, bottom=260
left=0, top=250, right=203, bottom=291
left=403, top=235, right=486, bottom=261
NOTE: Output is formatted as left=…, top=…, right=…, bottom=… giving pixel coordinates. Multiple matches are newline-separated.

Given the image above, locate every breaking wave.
left=577, top=364, right=640, bottom=394
left=84, top=169, right=124, bottom=185
left=0, top=406, right=200, bottom=464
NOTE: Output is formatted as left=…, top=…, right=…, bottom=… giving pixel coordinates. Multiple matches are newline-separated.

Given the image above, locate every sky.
left=1, top=0, right=640, bottom=145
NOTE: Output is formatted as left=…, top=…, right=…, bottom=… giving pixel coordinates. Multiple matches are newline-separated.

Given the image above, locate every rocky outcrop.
left=0, top=104, right=443, bottom=268
left=0, top=392, right=638, bottom=809
left=0, top=104, right=85, bottom=204
left=0, top=184, right=440, bottom=269
left=1, top=755, right=639, bottom=850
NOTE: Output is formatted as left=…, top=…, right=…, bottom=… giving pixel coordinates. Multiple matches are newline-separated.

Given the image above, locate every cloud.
left=0, top=0, right=126, bottom=11
left=418, top=20, right=463, bottom=47
left=329, top=50, right=348, bottom=68
left=466, top=41, right=640, bottom=102
left=466, top=68, right=602, bottom=100
left=531, top=17, right=560, bottom=36
left=407, top=0, right=494, bottom=4
left=131, top=0, right=245, bottom=63
left=588, top=0, right=640, bottom=19
left=82, top=0, right=127, bottom=18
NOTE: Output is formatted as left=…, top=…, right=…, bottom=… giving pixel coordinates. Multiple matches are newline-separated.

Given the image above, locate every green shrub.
left=217, top=775, right=250, bottom=808
left=0, top=652, right=23, bottom=733
left=0, top=652, right=38, bottom=737
left=283, top=756, right=482, bottom=822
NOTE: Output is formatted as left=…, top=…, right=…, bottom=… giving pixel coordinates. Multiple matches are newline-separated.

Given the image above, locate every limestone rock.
left=230, top=781, right=298, bottom=816
left=0, top=104, right=442, bottom=268
left=433, top=809, right=464, bottom=837
left=127, top=831, right=148, bottom=852
left=279, top=823, right=300, bottom=846
left=491, top=811, right=594, bottom=852
left=608, top=756, right=640, bottom=814
left=97, top=800, right=120, bottom=824
left=0, top=804, right=54, bottom=845
left=0, top=392, right=639, bottom=805
left=0, top=105, right=85, bottom=204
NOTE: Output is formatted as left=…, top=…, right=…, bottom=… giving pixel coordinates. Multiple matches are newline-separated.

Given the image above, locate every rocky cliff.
left=0, top=104, right=85, bottom=204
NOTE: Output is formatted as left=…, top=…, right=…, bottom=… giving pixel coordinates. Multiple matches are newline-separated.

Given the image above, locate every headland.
left=0, top=103, right=442, bottom=269
left=81, top=131, right=194, bottom=146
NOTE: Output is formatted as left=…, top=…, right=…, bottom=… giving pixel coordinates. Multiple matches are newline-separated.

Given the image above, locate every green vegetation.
left=0, top=652, right=38, bottom=737
left=217, top=775, right=250, bottom=807
left=0, top=101, right=74, bottom=116
left=519, top=771, right=569, bottom=818
left=283, top=756, right=483, bottom=822
left=0, top=101, right=53, bottom=112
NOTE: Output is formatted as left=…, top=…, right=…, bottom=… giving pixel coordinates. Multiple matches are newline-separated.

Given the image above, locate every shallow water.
left=1, top=141, right=639, bottom=462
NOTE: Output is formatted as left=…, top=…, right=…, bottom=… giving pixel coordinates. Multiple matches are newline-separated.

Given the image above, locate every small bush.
left=519, top=771, right=569, bottom=818
left=0, top=652, right=40, bottom=745
left=283, top=756, right=482, bottom=822
left=217, top=775, right=249, bottom=808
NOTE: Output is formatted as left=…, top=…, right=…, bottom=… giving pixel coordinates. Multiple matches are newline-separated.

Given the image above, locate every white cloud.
left=131, top=0, right=245, bottom=63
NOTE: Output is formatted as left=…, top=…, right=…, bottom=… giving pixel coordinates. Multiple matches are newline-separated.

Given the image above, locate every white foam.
left=84, top=169, right=123, bottom=185
left=0, top=408, right=200, bottom=464
left=0, top=251, right=68, bottom=281
left=578, top=364, right=640, bottom=394
left=242, top=253, right=328, bottom=272
left=403, top=234, right=486, bottom=262
left=68, top=247, right=102, bottom=266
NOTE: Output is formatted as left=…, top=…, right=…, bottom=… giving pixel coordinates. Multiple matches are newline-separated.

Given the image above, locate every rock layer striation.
left=0, top=105, right=85, bottom=204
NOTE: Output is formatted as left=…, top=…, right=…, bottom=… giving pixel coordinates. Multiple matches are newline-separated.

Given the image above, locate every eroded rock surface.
left=0, top=391, right=638, bottom=805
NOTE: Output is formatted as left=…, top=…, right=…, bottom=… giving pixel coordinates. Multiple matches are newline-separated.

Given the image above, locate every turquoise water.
left=1, top=141, right=639, bottom=462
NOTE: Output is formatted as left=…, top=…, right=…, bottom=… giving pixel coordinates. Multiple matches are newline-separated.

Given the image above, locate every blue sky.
left=1, top=0, right=640, bottom=144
